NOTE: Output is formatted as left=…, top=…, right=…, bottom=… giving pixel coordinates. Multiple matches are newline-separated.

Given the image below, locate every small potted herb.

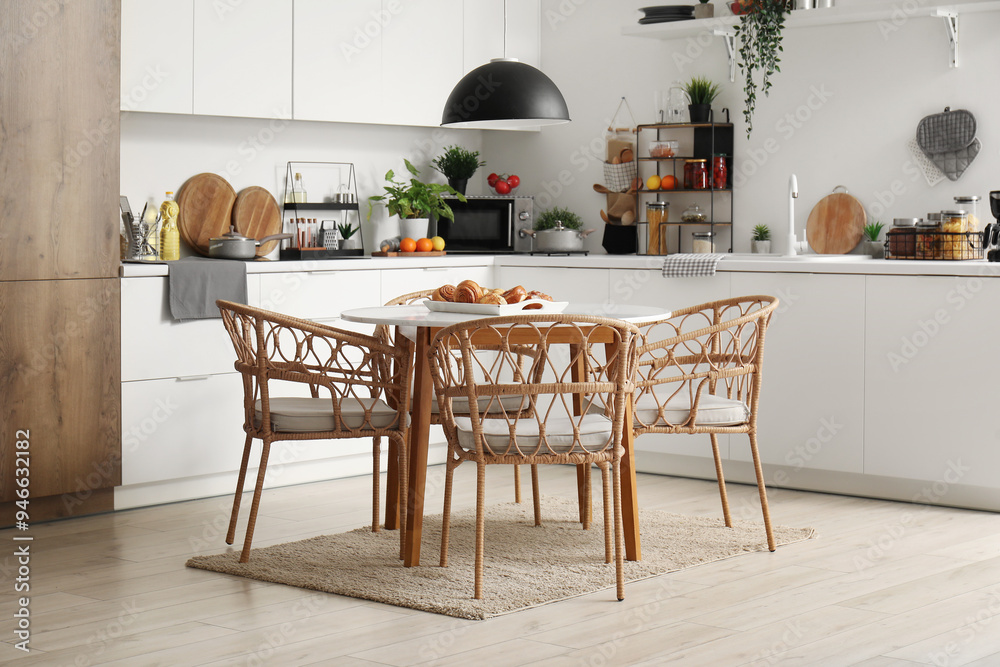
left=338, top=221, right=360, bottom=250
left=695, top=0, right=714, bottom=19
left=431, top=145, right=485, bottom=196
left=684, top=76, right=722, bottom=123
left=751, top=224, right=771, bottom=254
left=863, top=221, right=886, bottom=258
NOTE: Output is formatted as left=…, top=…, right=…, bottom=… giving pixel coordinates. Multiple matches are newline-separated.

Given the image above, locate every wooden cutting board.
left=176, top=173, right=237, bottom=256
left=232, top=186, right=282, bottom=257
left=806, top=189, right=866, bottom=255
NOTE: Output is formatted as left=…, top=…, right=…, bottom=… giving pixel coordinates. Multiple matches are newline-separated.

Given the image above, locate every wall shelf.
left=622, top=0, right=1000, bottom=74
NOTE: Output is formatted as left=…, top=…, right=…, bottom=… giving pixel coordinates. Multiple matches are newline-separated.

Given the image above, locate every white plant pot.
left=399, top=217, right=429, bottom=240
left=752, top=240, right=771, bottom=254
left=341, top=235, right=360, bottom=250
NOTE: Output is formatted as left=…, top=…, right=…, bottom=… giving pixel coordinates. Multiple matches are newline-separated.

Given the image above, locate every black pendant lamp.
left=441, top=4, right=570, bottom=128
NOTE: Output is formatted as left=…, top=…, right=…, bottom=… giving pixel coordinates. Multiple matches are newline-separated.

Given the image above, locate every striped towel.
left=662, top=254, right=726, bottom=277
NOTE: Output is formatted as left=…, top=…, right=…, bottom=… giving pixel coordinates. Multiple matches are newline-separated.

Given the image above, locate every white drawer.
left=496, top=266, right=610, bottom=304
left=258, top=269, right=381, bottom=320
left=380, top=265, right=494, bottom=303
left=121, top=276, right=260, bottom=382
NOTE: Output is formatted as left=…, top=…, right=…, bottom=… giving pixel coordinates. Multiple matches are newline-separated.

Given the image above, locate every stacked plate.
left=638, top=5, right=696, bottom=24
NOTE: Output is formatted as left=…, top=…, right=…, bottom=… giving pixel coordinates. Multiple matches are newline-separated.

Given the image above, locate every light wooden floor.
left=4, top=464, right=1000, bottom=666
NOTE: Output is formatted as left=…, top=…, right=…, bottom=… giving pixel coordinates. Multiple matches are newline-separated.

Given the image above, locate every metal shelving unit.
left=635, top=119, right=734, bottom=255
left=279, top=161, right=365, bottom=260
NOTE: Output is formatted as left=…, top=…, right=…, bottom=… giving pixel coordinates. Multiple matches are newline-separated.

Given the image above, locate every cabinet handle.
left=175, top=375, right=210, bottom=382
left=423, top=267, right=449, bottom=272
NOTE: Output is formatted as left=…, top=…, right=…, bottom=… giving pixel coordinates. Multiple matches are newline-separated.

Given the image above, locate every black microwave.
left=432, top=196, right=533, bottom=253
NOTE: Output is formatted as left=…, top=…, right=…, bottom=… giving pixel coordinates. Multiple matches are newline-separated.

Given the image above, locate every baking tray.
left=423, top=299, right=568, bottom=315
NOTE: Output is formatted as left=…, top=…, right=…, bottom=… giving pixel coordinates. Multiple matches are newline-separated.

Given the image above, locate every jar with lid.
left=691, top=231, right=716, bottom=253
left=690, top=159, right=708, bottom=190
left=683, top=160, right=696, bottom=189
left=916, top=217, right=941, bottom=259
left=954, top=196, right=980, bottom=231
left=712, top=155, right=728, bottom=190
left=887, top=218, right=918, bottom=258
left=681, top=203, right=706, bottom=223
left=646, top=201, right=669, bottom=255
left=940, top=209, right=969, bottom=259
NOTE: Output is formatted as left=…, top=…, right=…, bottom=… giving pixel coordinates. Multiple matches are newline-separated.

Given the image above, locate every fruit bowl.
left=487, top=173, right=521, bottom=196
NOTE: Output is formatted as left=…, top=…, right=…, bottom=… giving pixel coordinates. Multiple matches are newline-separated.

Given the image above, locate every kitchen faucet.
left=786, top=174, right=799, bottom=257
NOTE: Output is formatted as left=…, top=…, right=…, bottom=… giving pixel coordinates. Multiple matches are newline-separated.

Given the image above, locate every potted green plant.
left=431, top=145, right=485, bottom=196
left=751, top=224, right=771, bottom=254
left=863, top=221, right=886, bottom=258
left=684, top=76, right=722, bottom=124
left=337, top=221, right=360, bottom=250
left=695, top=0, right=714, bottom=19
left=368, top=158, right=466, bottom=239
left=735, top=1, right=790, bottom=138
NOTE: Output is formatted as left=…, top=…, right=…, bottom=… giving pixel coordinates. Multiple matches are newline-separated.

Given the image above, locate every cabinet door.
left=293, top=0, right=384, bottom=124
left=865, top=275, right=1000, bottom=487
left=463, top=0, right=540, bottom=72
left=495, top=267, right=609, bottom=304
left=728, top=272, right=866, bottom=474
left=258, top=270, right=382, bottom=321
left=193, top=0, right=292, bottom=119
left=381, top=0, right=464, bottom=127
left=121, top=0, right=194, bottom=114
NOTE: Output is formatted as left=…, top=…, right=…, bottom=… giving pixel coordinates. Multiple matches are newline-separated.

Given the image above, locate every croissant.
left=502, top=285, right=527, bottom=304
left=456, top=279, right=484, bottom=303
left=526, top=290, right=553, bottom=302
left=477, top=293, right=506, bottom=305
left=432, top=284, right=456, bottom=302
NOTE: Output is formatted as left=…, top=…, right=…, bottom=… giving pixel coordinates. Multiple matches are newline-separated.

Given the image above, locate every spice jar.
left=681, top=203, right=706, bottom=223
left=646, top=201, right=668, bottom=255
left=691, top=231, right=716, bottom=253
left=887, top=218, right=918, bottom=258
left=954, top=196, right=980, bottom=232
left=690, top=159, right=708, bottom=190
left=940, top=209, right=969, bottom=259
left=712, top=155, right=728, bottom=190
left=916, top=218, right=941, bottom=259
left=683, top=160, right=696, bottom=189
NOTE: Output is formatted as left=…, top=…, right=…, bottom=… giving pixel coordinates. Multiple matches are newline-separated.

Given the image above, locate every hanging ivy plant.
left=734, top=0, right=790, bottom=139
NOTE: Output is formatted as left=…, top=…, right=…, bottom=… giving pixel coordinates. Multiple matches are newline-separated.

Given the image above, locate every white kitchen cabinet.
left=381, top=0, right=464, bottom=127
left=865, top=275, right=1000, bottom=488
left=380, top=264, right=494, bottom=303
left=495, top=266, right=610, bottom=304
left=192, top=0, right=292, bottom=119
left=728, top=272, right=866, bottom=474
left=462, top=0, right=541, bottom=73
left=293, top=0, right=385, bottom=124
left=258, top=269, right=381, bottom=322
left=120, top=0, right=194, bottom=113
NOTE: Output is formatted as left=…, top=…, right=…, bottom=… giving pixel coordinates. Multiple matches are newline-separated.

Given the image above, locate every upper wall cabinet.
left=121, top=0, right=194, bottom=114
left=463, top=0, right=540, bottom=73
left=193, top=0, right=293, bottom=119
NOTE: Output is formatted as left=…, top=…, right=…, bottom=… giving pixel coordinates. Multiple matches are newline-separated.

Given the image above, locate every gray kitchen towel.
left=168, top=257, right=248, bottom=320
left=662, top=254, right=726, bottom=277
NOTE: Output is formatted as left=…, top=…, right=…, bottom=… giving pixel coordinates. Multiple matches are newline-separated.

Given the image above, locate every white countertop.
left=120, top=253, right=1000, bottom=278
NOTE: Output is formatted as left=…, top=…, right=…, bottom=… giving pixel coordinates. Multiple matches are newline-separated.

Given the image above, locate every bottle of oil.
left=159, top=191, right=180, bottom=260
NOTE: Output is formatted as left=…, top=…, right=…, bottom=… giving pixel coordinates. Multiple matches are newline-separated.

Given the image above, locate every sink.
left=724, top=253, right=869, bottom=262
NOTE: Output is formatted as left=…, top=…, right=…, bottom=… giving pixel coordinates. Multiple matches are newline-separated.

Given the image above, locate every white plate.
left=423, top=299, right=569, bottom=315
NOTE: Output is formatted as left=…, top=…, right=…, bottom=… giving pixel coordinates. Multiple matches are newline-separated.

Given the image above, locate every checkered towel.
left=662, top=254, right=726, bottom=277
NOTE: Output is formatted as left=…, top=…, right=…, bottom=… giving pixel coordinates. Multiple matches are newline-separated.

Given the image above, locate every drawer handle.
left=422, top=267, right=450, bottom=272
left=175, top=375, right=210, bottom=382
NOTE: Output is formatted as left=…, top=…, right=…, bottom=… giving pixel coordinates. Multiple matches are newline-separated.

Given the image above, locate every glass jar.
left=916, top=218, right=941, bottom=259
left=712, top=155, right=728, bottom=190
left=690, top=159, right=708, bottom=190
left=683, top=160, right=696, bottom=189
left=691, top=231, right=716, bottom=253
left=940, top=210, right=969, bottom=259
left=954, top=196, right=980, bottom=232
left=681, top=203, right=706, bottom=223
left=646, top=201, right=669, bottom=255
left=887, top=218, right=918, bottom=258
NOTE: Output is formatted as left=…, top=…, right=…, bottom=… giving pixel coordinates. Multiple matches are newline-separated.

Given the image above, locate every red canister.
left=712, top=155, right=728, bottom=190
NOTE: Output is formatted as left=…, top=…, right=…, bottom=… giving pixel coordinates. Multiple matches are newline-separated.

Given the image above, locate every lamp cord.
left=503, top=0, right=507, bottom=59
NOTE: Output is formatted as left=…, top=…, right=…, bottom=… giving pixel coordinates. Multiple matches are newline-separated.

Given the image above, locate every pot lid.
left=212, top=225, right=254, bottom=242
left=538, top=221, right=574, bottom=233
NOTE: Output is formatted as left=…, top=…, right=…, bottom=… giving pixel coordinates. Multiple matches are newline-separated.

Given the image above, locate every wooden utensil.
left=806, top=186, right=866, bottom=254
left=232, top=186, right=283, bottom=257
left=593, top=183, right=614, bottom=194
left=176, top=173, right=237, bottom=257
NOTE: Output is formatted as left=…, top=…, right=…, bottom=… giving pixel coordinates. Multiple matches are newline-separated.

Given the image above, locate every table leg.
left=404, top=327, right=433, bottom=567
left=384, top=439, right=399, bottom=530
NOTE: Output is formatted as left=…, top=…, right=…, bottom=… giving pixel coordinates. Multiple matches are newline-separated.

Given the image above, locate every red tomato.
left=487, top=173, right=499, bottom=187
left=415, top=237, right=433, bottom=252
left=494, top=180, right=511, bottom=195
left=507, top=174, right=520, bottom=188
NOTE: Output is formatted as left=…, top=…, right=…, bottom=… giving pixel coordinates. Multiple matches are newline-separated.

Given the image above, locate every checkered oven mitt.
left=916, top=107, right=981, bottom=181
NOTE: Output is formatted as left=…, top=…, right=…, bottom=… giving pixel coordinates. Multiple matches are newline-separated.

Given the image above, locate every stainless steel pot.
left=209, top=226, right=293, bottom=259
left=522, top=221, right=595, bottom=253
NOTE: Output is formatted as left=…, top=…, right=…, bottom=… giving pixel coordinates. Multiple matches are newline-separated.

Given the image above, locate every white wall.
left=120, top=112, right=487, bottom=254
left=484, top=0, right=1000, bottom=254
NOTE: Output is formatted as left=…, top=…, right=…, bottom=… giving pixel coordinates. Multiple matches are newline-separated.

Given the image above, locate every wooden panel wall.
left=0, top=0, right=120, bottom=281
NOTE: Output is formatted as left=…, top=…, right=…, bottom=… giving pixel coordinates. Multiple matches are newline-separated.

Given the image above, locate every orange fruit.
left=415, top=237, right=433, bottom=252
left=399, top=237, right=417, bottom=252
left=660, top=175, right=677, bottom=190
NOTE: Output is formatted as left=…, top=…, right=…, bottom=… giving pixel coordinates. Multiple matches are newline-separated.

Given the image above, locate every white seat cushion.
left=255, top=397, right=407, bottom=433
left=418, top=394, right=530, bottom=415
left=453, top=414, right=613, bottom=455
left=634, top=392, right=750, bottom=427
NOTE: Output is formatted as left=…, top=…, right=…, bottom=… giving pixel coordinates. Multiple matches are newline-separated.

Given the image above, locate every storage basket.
left=884, top=231, right=982, bottom=260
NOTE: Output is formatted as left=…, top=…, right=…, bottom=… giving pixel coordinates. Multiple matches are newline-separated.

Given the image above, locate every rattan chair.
left=632, top=296, right=779, bottom=550
left=217, top=299, right=411, bottom=562
left=428, top=314, right=639, bottom=600
left=374, top=289, right=535, bottom=512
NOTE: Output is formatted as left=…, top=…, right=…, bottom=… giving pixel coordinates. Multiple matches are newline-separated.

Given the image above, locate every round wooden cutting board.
left=806, top=188, right=867, bottom=255
left=176, top=173, right=237, bottom=256
left=232, top=186, right=282, bottom=257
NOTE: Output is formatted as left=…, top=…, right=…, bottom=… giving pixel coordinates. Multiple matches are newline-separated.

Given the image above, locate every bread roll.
left=433, top=284, right=457, bottom=302
left=502, top=285, right=527, bottom=304
left=526, top=290, right=553, bottom=302
left=456, top=279, right=484, bottom=303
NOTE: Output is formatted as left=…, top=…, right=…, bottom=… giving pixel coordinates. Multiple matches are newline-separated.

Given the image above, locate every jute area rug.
left=187, top=496, right=815, bottom=620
